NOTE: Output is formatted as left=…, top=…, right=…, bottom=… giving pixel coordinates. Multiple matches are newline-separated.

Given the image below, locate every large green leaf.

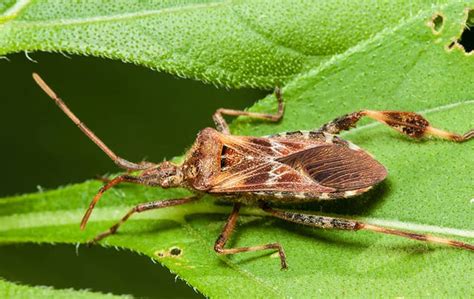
left=0, top=0, right=441, bottom=88
left=0, top=278, right=129, bottom=298
left=1, top=0, right=474, bottom=297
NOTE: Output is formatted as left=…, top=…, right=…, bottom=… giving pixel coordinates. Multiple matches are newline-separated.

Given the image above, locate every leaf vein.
left=231, top=5, right=313, bottom=60
left=9, top=1, right=229, bottom=27
left=0, top=0, right=32, bottom=24
left=285, top=6, right=434, bottom=92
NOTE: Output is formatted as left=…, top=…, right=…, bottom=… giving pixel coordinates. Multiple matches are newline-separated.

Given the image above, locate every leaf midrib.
left=2, top=203, right=473, bottom=236
left=0, top=0, right=31, bottom=18
left=1, top=1, right=228, bottom=26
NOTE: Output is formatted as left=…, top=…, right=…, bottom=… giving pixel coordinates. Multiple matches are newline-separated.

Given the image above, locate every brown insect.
left=33, top=73, right=473, bottom=269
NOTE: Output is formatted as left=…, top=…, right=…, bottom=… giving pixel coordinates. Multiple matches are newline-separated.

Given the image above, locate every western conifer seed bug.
left=33, top=73, right=473, bottom=269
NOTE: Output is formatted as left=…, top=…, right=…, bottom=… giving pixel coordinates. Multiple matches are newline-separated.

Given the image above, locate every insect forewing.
left=209, top=134, right=387, bottom=195
left=277, top=145, right=387, bottom=191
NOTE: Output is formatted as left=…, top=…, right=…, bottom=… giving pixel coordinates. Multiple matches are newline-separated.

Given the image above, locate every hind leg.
left=261, top=204, right=474, bottom=251
left=318, top=110, right=472, bottom=142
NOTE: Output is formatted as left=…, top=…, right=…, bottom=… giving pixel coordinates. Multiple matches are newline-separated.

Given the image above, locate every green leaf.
left=0, top=278, right=130, bottom=298
left=1, top=0, right=474, bottom=297
left=0, top=0, right=445, bottom=88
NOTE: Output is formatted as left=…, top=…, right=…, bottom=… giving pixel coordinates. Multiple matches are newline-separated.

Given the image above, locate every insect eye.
left=166, top=168, right=180, bottom=180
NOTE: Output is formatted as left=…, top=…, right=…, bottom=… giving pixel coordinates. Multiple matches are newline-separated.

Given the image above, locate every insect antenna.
left=32, top=73, right=153, bottom=171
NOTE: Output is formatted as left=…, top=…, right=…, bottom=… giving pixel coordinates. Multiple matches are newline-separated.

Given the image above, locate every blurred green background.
left=0, top=52, right=267, bottom=298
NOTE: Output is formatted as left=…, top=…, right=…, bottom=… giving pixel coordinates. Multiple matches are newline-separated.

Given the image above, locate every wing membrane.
left=277, top=145, right=387, bottom=191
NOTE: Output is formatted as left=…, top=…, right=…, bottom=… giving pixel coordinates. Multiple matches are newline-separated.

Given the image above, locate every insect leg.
left=318, top=109, right=473, bottom=142
left=81, top=174, right=144, bottom=230
left=32, top=73, right=155, bottom=170
left=83, top=163, right=181, bottom=230
left=214, top=203, right=288, bottom=269
left=89, top=195, right=199, bottom=243
left=261, top=204, right=474, bottom=251
left=212, top=87, right=284, bottom=134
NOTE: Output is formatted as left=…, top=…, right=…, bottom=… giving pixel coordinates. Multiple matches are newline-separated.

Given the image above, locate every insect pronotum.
left=33, top=73, right=473, bottom=269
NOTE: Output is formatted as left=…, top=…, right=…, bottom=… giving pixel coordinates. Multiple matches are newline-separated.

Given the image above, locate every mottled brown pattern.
left=244, top=172, right=270, bottom=185
left=320, top=111, right=364, bottom=134
left=249, top=138, right=272, bottom=147
left=383, top=111, right=430, bottom=138
left=220, top=146, right=242, bottom=169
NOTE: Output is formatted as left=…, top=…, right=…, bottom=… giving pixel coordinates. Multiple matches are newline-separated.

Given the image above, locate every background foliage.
left=1, top=0, right=473, bottom=298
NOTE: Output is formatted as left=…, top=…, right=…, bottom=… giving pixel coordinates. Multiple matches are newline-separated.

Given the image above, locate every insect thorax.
left=182, top=127, right=223, bottom=191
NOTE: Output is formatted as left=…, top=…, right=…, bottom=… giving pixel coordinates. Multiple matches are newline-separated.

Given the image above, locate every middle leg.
left=214, top=203, right=288, bottom=269
left=213, top=87, right=284, bottom=134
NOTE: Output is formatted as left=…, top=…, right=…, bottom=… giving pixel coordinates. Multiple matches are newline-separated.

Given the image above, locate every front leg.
left=213, top=87, right=284, bottom=134
left=319, top=110, right=473, bottom=142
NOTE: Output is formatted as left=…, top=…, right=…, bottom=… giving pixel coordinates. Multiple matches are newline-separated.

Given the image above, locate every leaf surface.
left=0, top=0, right=442, bottom=87
left=0, top=279, right=129, bottom=298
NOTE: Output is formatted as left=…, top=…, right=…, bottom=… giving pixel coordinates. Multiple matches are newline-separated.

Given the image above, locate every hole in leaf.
left=155, top=246, right=183, bottom=258
left=170, top=247, right=182, bottom=256
left=457, top=9, right=474, bottom=53
left=430, top=13, right=444, bottom=33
